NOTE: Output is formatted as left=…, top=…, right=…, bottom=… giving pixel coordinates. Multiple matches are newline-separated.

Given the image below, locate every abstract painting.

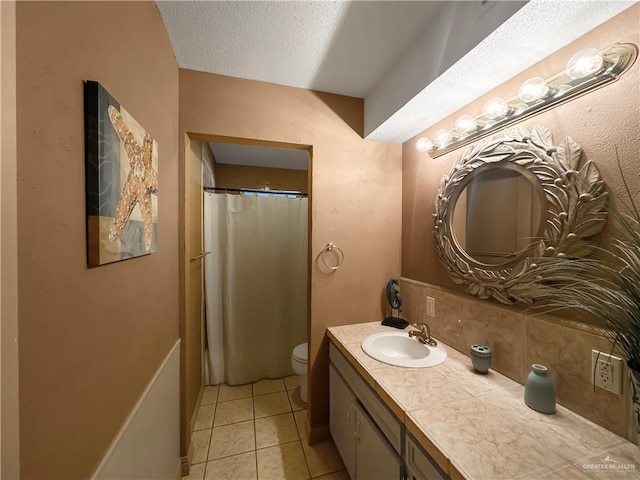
left=84, top=81, right=158, bottom=267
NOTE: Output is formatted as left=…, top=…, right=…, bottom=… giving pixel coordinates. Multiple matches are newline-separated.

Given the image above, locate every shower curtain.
left=204, top=192, right=308, bottom=385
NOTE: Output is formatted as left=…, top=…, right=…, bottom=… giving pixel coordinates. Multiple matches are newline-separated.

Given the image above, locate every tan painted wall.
left=214, top=163, right=308, bottom=192
left=403, top=4, right=640, bottom=288
left=1, top=1, right=20, bottom=477
left=179, top=70, right=402, bottom=432
left=401, top=5, right=639, bottom=442
left=16, top=2, right=179, bottom=478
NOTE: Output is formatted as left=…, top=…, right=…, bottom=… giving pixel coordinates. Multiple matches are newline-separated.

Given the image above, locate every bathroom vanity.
left=327, top=322, right=639, bottom=480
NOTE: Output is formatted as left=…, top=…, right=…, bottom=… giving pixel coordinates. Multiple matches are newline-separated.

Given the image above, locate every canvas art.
left=84, top=81, right=158, bottom=267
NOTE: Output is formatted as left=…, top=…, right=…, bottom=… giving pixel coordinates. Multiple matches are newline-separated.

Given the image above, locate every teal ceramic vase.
left=524, top=364, right=556, bottom=414
left=470, top=344, right=492, bottom=374
left=629, top=363, right=640, bottom=440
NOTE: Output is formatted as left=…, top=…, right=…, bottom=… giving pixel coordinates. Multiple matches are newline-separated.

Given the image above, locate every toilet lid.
left=293, top=343, right=308, bottom=363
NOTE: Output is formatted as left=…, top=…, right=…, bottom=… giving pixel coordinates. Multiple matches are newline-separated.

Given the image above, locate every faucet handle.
left=412, top=322, right=428, bottom=333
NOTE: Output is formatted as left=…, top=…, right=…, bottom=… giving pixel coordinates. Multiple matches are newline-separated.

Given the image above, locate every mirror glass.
left=451, top=167, right=544, bottom=266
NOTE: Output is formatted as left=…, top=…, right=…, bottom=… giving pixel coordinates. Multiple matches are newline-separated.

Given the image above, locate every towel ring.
left=321, top=242, right=344, bottom=270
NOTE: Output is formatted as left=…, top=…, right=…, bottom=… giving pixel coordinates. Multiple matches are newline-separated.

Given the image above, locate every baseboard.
left=308, top=424, right=331, bottom=445
left=92, top=340, right=181, bottom=479
left=180, top=456, right=190, bottom=477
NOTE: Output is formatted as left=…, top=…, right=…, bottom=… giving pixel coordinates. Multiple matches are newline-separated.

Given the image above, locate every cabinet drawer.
left=405, top=434, right=448, bottom=480
left=330, top=343, right=402, bottom=454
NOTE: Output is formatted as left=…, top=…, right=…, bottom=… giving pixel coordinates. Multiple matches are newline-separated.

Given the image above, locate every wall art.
left=84, top=81, right=158, bottom=267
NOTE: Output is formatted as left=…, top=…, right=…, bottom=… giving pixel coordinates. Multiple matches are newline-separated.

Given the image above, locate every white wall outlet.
left=591, top=350, right=623, bottom=395
left=426, top=296, right=435, bottom=318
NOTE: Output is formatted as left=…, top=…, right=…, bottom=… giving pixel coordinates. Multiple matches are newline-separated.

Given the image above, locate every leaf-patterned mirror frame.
left=433, top=125, right=608, bottom=305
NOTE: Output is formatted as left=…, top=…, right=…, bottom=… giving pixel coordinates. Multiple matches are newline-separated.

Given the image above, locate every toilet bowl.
left=291, top=343, right=308, bottom=403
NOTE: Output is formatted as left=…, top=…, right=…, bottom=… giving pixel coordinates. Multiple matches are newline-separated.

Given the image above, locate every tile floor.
left=184, top=375, right=349, bottom=480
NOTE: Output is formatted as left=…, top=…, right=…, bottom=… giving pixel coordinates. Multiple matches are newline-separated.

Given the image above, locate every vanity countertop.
left=327, top=322, right=639, bottom=480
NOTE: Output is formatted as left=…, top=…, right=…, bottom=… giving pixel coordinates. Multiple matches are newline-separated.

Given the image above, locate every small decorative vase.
left=524, top=364, right=556, bottom=414
left=470, top=345, right=492, bottom=374
left=628, top=363, right=640, bottom=440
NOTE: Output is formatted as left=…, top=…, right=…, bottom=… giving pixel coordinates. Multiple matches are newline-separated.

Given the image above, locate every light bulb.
left=415, top=137, right=434, bottom=152
left=434, top=129, right=452, bottom=147
left=454, top=115, right=477, bottom=134
left=483, top=97, right=509, bottom=120
left=566, top=48, right=604, bottom=79
left=518, top=77, right=550, bottom=103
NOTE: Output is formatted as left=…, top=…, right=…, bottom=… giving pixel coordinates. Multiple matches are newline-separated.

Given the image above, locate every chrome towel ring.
left=321, top=242, right=344, bottom=270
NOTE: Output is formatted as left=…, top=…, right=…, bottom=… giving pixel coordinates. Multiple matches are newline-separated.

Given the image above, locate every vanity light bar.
left=416, top=42, right=638, bottom=158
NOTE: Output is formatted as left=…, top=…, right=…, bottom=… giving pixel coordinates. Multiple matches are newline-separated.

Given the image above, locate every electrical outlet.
left=426, top=296, right=435, bottom=317
left=591, top=350, right=623, bottom=395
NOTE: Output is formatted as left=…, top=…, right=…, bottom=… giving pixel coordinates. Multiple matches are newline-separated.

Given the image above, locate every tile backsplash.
left=399, top=277, right=636, bottom=444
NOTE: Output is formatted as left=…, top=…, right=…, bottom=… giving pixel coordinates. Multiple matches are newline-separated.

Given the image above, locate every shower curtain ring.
left=321, top=242, right=344, bottom=270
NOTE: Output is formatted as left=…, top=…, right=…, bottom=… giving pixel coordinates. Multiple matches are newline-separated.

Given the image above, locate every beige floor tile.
left=293, top=409, right=309, bottom=440
left=257, top=442, right=310, bottom=480
left=253, top=378, right=286, bottom=396
left=302, top=439, right=345, bottom=478
left=194, top=404, right=216, bottom=431
left=288, top=387, right=307, bottom=411
left=208, top=420, right=255, bottom=460
left=201, top=385, right=219, bottom=405
left=205, top=451, right=257, bottom=480
left=218, top=383, right=253, bottom=402
left=191, top=429, right=212, bottom=464
left=312, top=470, right=350, bottom=480
left=254, top=391, right=292, bottom=418
left=284, top=375, right=299, bottom=390
left=255, top=413, right=299, bottom=449
left=214, top=397, right=254, bottom=426
left=183, top=462, right=206, bottom=480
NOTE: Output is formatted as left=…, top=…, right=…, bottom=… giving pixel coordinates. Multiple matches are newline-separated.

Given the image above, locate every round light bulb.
left=483, top=97, right=509, bottom=120
left=518, top=77, right=550, bottom=103
left=434, top=129, right=452, bottom=147
left=454, top=115, right=477, bottom=134
left=566, top=48, right=604, bottom=79
left=415, top=137, right=434, bottom=152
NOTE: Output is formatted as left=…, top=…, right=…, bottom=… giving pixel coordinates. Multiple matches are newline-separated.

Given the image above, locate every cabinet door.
left=405, top=435, right=448, bottom=480
left=330, top=364, right=356, bottom=480
left=354, top=403, right=403, bottom=480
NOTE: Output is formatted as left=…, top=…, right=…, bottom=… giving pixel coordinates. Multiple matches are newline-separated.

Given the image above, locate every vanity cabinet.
left=404, top=434, right=448, bottom=480
left=330, top=363, right=403, bottom=480
left=329, top=342, right=450, bottom=480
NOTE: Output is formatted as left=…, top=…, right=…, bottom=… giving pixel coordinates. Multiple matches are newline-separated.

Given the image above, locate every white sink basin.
left=361, top=331, right=447, bottom=368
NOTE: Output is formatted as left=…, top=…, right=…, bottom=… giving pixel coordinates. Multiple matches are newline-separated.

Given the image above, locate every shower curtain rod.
left=204, top=186, right=308, bottom=197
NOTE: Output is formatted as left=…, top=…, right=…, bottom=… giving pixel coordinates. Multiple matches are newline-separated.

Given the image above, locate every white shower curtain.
left=204, top=192, right=308, bottom=385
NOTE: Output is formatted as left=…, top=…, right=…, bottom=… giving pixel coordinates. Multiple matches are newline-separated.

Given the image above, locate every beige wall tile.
left=257, top=442, right=310, bottom=480
left=255, top=413, right=299, bottom=449
left=205, top=451, right=257, bottom=480
left=214, top=398, right=254, bottom=427
left=401, top=278, right=636, bottom=443
left=525, top=316, right=627, bottom=438
left=208, top=420, right=255, bottom=460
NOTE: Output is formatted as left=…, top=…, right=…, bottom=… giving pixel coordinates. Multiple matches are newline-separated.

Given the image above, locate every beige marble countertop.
left=327, top=322, right=640, bottom=480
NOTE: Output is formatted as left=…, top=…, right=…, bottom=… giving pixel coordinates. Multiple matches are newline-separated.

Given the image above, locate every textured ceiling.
left=156, top=0, right=443, bottom=98
left=157, top=0, right=635, bottom=146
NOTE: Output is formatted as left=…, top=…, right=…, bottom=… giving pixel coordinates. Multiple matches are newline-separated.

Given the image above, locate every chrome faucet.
left=409, top=323, right=438, bottom=347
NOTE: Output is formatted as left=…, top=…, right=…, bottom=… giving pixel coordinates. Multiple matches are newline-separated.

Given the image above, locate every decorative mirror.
left=433, top=125, right=608, bottom=305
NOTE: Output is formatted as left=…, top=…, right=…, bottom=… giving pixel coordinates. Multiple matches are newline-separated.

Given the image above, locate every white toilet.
left=291, top=343, right=308, bottom=403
